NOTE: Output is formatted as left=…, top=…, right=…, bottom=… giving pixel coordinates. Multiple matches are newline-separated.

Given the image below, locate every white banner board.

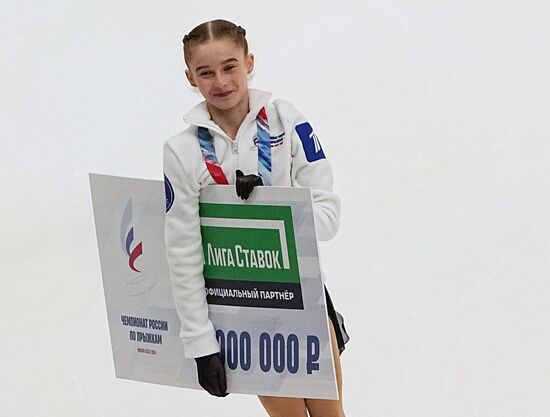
left=89, top=173, right=338, bottom=399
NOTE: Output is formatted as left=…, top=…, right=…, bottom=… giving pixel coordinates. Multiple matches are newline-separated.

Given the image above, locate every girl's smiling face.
left=185, top=38, right=254, bottom=111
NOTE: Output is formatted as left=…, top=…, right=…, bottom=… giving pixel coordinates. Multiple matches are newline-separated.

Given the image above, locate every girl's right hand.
left=194, top=352, right=229, bottom=397
left=236, top=169, right=263, bottom=199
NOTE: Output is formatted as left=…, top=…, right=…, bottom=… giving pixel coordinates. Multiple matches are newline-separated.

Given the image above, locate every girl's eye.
left=199, top=71, right=213, bottom=77
left=224, top=65, right=236, bottom=71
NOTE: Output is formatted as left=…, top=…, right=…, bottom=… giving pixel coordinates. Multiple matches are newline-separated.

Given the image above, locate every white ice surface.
left=2, top=1, right=550, bottom=416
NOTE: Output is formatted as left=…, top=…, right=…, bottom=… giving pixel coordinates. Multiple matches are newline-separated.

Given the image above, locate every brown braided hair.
left=182, top=19, right=249, bottom=68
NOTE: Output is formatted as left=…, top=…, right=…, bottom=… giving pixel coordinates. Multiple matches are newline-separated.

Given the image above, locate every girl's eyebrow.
left=195, top=57, right=238, bottom=72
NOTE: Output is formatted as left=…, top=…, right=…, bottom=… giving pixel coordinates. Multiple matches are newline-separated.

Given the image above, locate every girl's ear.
left=246, top=53, right=255, bottom=75
left=185, top=69, right=197, bottom=87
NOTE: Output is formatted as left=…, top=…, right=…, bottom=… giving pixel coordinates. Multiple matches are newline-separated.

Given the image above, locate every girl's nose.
left=213, top=71, right=228, bottom=87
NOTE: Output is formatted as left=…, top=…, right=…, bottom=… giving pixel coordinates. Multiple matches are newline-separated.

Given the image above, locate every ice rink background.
left=2, top=1, right=550, bottom=416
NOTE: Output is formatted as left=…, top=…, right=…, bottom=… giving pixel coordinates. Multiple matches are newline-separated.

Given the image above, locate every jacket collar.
left=182, top=89, right=272, bottom=135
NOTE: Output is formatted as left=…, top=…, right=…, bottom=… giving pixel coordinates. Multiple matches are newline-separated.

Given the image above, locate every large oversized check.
left=89, top=173, right=338, bottom=399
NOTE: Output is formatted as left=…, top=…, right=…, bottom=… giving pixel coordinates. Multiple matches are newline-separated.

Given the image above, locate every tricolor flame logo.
left=120, top=198, right=143, bottom=272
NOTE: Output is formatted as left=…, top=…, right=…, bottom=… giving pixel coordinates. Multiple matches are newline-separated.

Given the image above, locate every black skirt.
left=324, top=286, right=350, bottom=355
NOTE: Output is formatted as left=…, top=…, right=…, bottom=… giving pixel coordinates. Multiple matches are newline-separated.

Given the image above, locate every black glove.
left=236, top=170, right=263, bottom=200
left=194, top=352, right=228, bottom=397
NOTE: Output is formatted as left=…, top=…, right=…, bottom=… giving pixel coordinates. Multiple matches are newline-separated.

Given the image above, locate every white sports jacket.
left=163, top=89, right=340, bottom=358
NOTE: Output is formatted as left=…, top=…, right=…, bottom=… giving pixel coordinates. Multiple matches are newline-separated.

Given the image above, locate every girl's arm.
left=163, top=141, right=220, bottom=358
left=277, top=100, right=341, bottom=241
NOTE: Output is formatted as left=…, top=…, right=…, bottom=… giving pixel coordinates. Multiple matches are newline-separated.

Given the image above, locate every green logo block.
left=199, top=203, right=300, bottom=284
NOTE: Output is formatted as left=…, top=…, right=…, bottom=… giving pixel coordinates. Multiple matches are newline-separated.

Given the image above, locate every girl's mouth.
left=214, top=91, right=232, bottom=98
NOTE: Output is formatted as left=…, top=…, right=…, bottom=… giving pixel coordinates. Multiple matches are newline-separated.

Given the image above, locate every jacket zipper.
left=231, top=140, right=239, bottom=180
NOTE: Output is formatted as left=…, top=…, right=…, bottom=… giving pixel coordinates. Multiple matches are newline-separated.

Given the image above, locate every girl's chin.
left=209, top=101, right=235, bottom=111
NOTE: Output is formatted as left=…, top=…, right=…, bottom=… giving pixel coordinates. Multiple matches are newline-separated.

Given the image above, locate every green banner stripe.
left=199, top=203, right=299, bottom=283
left=200, top=203, right=291, bottom=221
left=201, top=225, right=299, bottom=283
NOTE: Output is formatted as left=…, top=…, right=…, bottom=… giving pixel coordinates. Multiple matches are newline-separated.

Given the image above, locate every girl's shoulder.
left=164, top=125, right=199, bottom=151
left=270, top=97, right=309, bottom=127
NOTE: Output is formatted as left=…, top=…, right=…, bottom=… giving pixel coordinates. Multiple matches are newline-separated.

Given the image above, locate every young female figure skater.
left=163, top=19, right=349, bottom=417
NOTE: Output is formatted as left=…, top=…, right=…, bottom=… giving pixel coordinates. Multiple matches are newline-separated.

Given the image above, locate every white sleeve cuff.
left=182, top=330, right=220, bottom=359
